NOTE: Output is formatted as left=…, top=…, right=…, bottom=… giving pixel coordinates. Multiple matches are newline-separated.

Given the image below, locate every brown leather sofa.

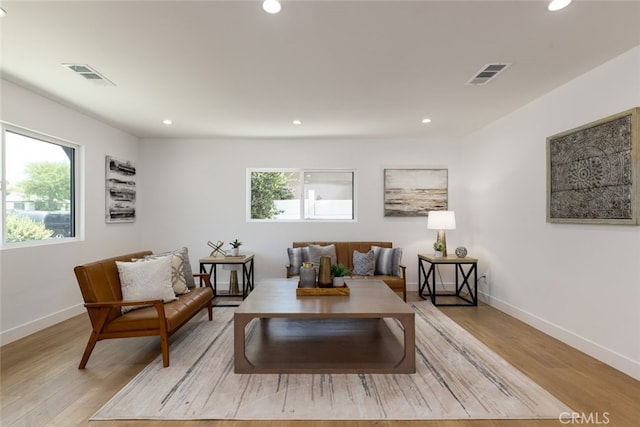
left=286, top=241, right=406, bottom=301
left=74, top=251, right=213, bottom=368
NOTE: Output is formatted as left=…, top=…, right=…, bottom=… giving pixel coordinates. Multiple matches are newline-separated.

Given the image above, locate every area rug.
left=92, top=301, right=572, bottom=421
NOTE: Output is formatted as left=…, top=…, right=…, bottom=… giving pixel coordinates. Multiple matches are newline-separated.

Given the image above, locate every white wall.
left=0, top=80, right=142, bottom=344
left=137, top=138, right=468, bottom=285
left=461, top=46, right=640, bottom=380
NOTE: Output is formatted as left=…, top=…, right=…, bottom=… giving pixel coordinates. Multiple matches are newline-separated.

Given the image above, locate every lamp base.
left=437, top=230, right=448, bottom=257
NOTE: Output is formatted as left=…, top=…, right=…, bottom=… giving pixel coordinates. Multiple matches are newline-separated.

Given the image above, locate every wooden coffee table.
left=234, top=279, right=415, bottom=374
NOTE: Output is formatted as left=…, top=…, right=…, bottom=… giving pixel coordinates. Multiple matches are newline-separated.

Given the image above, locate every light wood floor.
left=2, top=292, right=639, bottom=427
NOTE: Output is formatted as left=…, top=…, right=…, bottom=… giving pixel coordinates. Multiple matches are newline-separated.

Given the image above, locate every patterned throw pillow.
left=287, top=247, right=310, bottom=276
left=143, top=247, right=193, bottom=294
left=352, top=250, right=375, bottom=275
left=307, top=244, right=337, bottom=273
left=371, top=246, right=403, bottom=276
left=117, top=256, right=177, bottom=313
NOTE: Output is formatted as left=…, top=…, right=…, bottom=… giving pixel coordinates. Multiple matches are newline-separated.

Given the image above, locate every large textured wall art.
left=384, top=168, right=448, bottom=217
left=547, top=107, right=639, bottom=224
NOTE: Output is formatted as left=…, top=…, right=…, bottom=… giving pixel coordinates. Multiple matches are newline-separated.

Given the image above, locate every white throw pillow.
left=117, top=256, right=177, bottom=313
left=143, top=247, right=192, bottom=295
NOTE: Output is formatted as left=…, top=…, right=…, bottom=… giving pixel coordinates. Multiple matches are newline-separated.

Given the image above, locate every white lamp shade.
left=427, top=211, right=456, bottom=230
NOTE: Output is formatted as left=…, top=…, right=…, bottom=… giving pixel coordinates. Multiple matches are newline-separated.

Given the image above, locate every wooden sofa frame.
left=73, top=251, right=214, bottom=369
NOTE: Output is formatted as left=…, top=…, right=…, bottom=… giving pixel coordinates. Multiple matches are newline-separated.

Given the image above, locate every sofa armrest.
left=193, top=273, right=210, bottom=287
left=84, top=299, right=168, bottom=336
left=84, top=299, right=164, bottom=308
left=285, top=265, right=294, bottom=278
left=399, top=264, right=407, bottom=280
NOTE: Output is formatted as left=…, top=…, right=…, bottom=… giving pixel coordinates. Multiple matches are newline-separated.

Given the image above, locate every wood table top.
left=236, top=278, right=413, bottom=317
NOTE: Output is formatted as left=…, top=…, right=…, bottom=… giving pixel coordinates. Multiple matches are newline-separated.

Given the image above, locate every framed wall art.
left=546, top=107, right=639, bottom=225
left=384, top=168, right=448, bottom=217
left=105, top=155, right=136, bottom=223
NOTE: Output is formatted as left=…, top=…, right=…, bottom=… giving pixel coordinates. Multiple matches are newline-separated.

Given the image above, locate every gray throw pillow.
left=352, top=250, right=375, bottom=275
left=144, top=247, right=195, bottom=292
left=287, top=247, right=310, bottom=276
left=307, top=244, right=337, bottom=273
left=371, top=246, right=403, bottom=276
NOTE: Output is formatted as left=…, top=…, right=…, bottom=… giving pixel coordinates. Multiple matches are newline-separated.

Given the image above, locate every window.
left=248, top=169, right=355, bottom=221
left=1, top=126, right=77, bottom=245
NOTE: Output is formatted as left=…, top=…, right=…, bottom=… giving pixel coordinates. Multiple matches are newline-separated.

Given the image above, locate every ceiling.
left=1, top=1, right=639, bottom=140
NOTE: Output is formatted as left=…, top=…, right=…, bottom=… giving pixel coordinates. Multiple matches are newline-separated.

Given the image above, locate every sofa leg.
left=207, top=301, right=213, bottom=321
left=161, top=335, right=170, bottom=367
left=78, top=333, right=99, bottom=369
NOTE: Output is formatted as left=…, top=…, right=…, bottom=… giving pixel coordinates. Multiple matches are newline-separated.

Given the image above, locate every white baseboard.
left=479, top=290, right=640, bottom=381
left=0, top=304, right=86, bottom=346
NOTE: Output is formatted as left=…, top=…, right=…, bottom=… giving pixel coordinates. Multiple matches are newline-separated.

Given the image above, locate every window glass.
left=2, top=128, right=76, bottom=244
left=248, top=169, right=355, bottom=221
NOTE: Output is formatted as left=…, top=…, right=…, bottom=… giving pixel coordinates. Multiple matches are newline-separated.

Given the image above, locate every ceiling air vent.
left=62, top=63, right=115, bottom=86
left=465, top=63, right=511, bottom=86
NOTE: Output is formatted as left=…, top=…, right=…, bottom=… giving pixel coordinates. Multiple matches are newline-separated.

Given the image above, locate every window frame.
left=246, top=168, right=357, bottom=222
left=1, top=122, right=81, bottom=248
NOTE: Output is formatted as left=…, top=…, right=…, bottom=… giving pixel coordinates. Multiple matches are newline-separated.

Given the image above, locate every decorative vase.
left=231, top=247, right=239, bottom=256
left=455, top=246, right=468, bottom=258
left=332, top=276, right=345, bottom=287
left=299, top=263, right=316, bottom=288
left=434, top=251, right=443, bottom=258
left=317, top=256, right=333, bottom=288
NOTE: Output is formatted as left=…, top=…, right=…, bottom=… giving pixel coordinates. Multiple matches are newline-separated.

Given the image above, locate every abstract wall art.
left=547, top=107, right=639, bottom=224
left=384, top=168, right=448, bottom=217
left=105, top=155, right=136, bottom=223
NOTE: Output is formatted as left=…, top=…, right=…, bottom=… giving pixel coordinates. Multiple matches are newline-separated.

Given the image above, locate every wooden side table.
left=199, top=254, right=255, bottom=307
left=418, top=254, right=478, bottom=306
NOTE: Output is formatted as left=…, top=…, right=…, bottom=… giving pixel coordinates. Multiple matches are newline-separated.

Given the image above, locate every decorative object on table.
left=547, top=107, right=639, bottom=225
left=383, top=168, right=448, bottom=217
left=299, top=262, right=316, bottom=288
left=455, top=246, right=468, bottom=258
left=296, top=283, right=350, bottom=296
left=330, top=263, right=352, bottom=287
left=207, top=240, right=226, bottom=257
left=317, top=256, right=333, bottom=288
left=433, top=241, right=445, bottom=257
left=427, top=210, right=456, bottom=256
left=229, top=239, right=243, bottom=256
left=105, top=155, right=136, bottom=223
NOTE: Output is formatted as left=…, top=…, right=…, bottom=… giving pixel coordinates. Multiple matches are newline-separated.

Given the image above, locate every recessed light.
left=263, top=0, right=282, bottom=14
left=162, top=119, right=173, bottom=125
left=293, top=120, right=302, bottom=125
left=421, top=118, right=432, bottom=124
left=548, top=0, right=572, bottom=11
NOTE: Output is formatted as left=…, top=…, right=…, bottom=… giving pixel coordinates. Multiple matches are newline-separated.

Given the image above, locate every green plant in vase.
left=229, top=239, right=243, bottom=256
left=433, top=241, right=445, bottom=257
left=330, top=263, right=352, bottom=287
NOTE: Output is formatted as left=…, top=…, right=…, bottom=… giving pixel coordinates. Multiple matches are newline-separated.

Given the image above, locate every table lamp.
left=427, top=210, right=456, bottom=257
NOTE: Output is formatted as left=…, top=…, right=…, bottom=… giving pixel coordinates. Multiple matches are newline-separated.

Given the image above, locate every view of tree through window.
left=249, top=169, right=355, bottom=221
left=2, top=128, right=76, bottom=243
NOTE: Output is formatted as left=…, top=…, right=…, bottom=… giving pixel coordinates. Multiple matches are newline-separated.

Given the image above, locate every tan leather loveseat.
left=74, top=251, right=213, bottom=368
left=286, top=241, right=406, bottom=301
